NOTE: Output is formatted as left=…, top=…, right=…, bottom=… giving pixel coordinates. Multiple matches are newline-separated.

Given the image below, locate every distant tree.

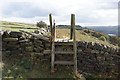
left=99, top=36, right=106, bottom=41
left=36, top=21, right=48, bottom=29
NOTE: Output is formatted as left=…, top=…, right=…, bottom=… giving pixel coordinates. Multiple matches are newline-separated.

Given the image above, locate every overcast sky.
left=0, top=0, right=119, bottom=26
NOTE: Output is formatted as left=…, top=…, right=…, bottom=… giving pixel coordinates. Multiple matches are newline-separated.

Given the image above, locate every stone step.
left=54, top=61, right=74, bottom=65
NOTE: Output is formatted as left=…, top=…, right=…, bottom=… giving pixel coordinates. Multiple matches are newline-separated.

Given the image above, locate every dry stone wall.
left=1, top=30, right=120, bottom=78
left=77, top=41, right=120, bottom=77
left=1, top=31, right=45, bottom=54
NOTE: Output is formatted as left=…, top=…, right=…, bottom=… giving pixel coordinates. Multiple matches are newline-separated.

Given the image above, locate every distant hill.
left=49, top=25, right=83, bottom=30
left=86, top=26, right=118, bottom=36
left=55, top=25, right=118, bottom=37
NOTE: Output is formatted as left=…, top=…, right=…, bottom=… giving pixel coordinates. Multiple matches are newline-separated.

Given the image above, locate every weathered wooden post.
left=49, top=14, right=52, bottom=36
left=54, top=20, right=56, bottom=40
left=71, top=14, right=77, bottom=75
left=70, top=15, right=73, bottom=39
left=49, top=14, right=54, bottom=72
left=51, top=20, right=56, bottom=73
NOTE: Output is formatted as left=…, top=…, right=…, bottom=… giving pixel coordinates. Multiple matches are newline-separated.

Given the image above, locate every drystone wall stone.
left=77, top=41, right=120, bottom=78
left=1, top=30, right=120, bottom=78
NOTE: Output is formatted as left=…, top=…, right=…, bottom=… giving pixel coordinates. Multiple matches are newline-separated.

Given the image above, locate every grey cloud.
left=98, top=2, right=118, bottom=9
left=2, top=2, right=57, bottom=18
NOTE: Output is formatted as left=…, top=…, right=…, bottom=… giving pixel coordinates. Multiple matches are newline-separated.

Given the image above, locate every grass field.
left=56, top=28, right=118, bottom=48
left=2, top=53, right=75, bottom=79
left=0, top=21, right=38, bottom=32
left=0, top=21, right=118, bottom=48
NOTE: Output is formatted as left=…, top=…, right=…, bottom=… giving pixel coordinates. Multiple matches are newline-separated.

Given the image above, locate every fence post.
left=70, top=15, right=73, bottom=39
left=49, top=14, right=53, bottom=37
left=71, top=14, right=77, bottom=75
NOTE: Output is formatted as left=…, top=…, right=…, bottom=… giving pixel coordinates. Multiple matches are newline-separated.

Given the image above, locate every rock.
left=0, top=30, right=4, bottom=36
left=94, top=43, right=101, bottom=51
left=3, top=38, right=18, bottom=42
left=91, top=50, right=99, bottom=54
left=2, top=30, right=10, bottom=38
left=25, top=46, right=34, bottom=52
left=34, top=28, right=48, bottom=36
left=87, top=42, right=94, bottom=49
left=9, top=31, right=22, bottom=38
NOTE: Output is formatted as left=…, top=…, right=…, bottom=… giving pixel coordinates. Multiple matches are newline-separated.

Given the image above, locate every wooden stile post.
left=71, top=14, right=77, bottom=75
left=49, top=14, right=54, bottom=72
left=70, top=15, right=73, bottom=39
left=53, top=20, right=56, bottom=40
left=49, top=14, right=53, bottom=37
left=49, top=14, right=77, bottom=74
left=51, top=20, right=56, bottom=73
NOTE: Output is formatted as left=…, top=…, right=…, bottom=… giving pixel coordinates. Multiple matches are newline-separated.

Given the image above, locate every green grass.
left=56, top=28, right=118, bottom=48
left=0, top=21, right=118, bottom=48
left=2, top=27, right=37, bottom=32
left=0, top=21, right=38, bottom=32
left=2, top=53, right=74, bottom=79
left=0, top=21, right=36, bottom=28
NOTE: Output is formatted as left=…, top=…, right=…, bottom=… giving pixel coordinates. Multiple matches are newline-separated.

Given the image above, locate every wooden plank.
left=54, top=61, right=74, bottom=65
left=55, top=51, right=74, bottom=54
left=55, top=39, right=73, bottom=42
left=55, top=42, right=74, bottom=45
